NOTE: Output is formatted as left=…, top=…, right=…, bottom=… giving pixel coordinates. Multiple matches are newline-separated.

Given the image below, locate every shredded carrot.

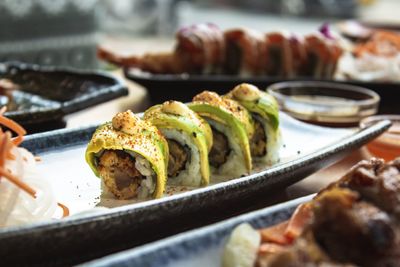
left=57, top=202, right=70, bottom=218
left=0, top=168, right=36, bottom=197
left=12, top=136, right=24, bottom=146
left=0, top=132, right=9, bottom=166
left=284, top=203, right=313, bottom=240
left=4, top=132, right=15, bottom=160
left=259, top=221, right=292, bottom=245
left=0, top=108, right=36, bottom=198
left=0, top=113, right=26, bottom=145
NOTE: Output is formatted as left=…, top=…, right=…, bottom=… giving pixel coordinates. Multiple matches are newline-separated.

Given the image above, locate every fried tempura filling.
left=167, top=139, right=189, bottom=177
left=209, top=127, right=230, bottom=168
left=251, top=118, right=267, bottom=157
left=98, top=150, right=143, bottom=199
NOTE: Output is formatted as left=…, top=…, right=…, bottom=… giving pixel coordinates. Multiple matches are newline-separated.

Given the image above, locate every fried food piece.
left=312, top=188, right=400, bottom=266
left=254, top=158, right=400, bottom=267
left=97, top=47, right=185, bottom=74
left=261, top=188, right=400, bottom=267
left=328, top=158, right=400, bottom=219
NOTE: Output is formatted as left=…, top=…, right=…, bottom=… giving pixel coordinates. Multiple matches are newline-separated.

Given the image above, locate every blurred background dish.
left=0, top=62, right=128, bottom=133
left=336, top=20, right=400, bottom=41
left=124, top=71, right=398, bottom=114
left=93, top=0, right=399, bottom=117
left=0, top=1, right=398, bottom=83
left=1, top=0, right=397, bottom=69
left=0, top=0, right=99, bottom=69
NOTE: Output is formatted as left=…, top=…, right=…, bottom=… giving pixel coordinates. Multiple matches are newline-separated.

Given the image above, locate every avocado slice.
left=144, top=101, right=212, bottom=185
left=188, top=91, right=254, bottom=173
left=226, top=83, right=279, bottom=131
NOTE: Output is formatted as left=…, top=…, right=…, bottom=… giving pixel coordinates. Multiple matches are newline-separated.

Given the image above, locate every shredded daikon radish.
left=0, top=146, right=58, bottom=227
left=0, top=108, right=67, bottom=227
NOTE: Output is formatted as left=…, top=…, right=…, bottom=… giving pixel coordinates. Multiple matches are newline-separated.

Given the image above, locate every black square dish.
left=1, top=62, right=128, bottom=133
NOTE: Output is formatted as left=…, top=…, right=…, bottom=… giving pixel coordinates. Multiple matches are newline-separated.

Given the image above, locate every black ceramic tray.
left=124, top=69, right=400, bottom=114
left=0, top=62, right=128, bottom=133
left=0, top=115, right=390, bottom=266
left=81, top=195, right=313, bottom=267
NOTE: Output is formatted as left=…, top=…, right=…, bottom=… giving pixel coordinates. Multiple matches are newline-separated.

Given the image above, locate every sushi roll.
left=223, top=28, right=267, bottom=76
left=287, top=34, right=308, bottom=78
left=175, top=23, right=225, bottom=74
left=85, top=110, right=168, bottom=199
left=265, top=31, right=293, bottom=77
left=144, top=101, right=213, bottom=187
left=323, top=39, right=343, bottom=79
left=303, top=33, right=333, bottom=78
left=225, top=83, right=281, bottom=165
left=188, top=91, right=254, bottom=177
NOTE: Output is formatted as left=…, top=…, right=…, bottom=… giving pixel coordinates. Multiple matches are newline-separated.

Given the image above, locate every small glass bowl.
left=267, top=81, right=380, bottom=127
left=360, top=115, right=400, bottom=161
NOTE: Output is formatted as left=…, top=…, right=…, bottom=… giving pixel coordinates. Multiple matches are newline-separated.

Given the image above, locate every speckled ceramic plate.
left=81, top=194, right=313, bottom=267
left=0, top=62, right=128, bottom=133
left=0, top=113, right=390, bottom=266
